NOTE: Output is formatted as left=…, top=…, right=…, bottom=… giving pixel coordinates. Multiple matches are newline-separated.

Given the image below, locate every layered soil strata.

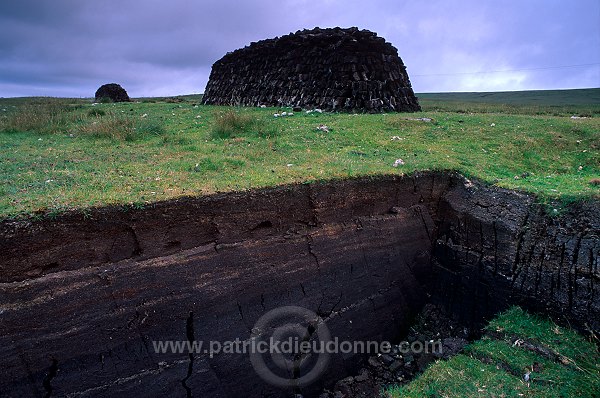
left=0, top=172, right=597, bottom=397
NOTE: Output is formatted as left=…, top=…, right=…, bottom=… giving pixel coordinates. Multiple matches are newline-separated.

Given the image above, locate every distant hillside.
left=416, top=88, right=600, bottom=106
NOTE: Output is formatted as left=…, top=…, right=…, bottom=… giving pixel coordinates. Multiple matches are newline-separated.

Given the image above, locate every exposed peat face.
left=1, top=172, right=597, bottom=397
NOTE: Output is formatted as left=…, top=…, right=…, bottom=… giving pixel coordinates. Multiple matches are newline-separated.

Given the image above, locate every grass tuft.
left=77, top=113, right=167, bottom=141
left=0, top=98, right=81, bottom=134
left=76, top=113, right=137, bottom=140
left=211, top=109, right=277, bottom=139
left=385, top=306, right=600, bottom=398
left=211, top=109, right=259, bottom=139
left=137, top=118, right=166, bottom=136
left=87, top=108, right=106, bottom=117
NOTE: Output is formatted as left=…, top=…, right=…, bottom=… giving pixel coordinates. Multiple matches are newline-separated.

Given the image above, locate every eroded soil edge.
left=0, top=171, right=598, bottom=397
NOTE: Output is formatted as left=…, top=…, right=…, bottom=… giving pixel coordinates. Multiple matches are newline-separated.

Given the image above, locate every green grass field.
left=419, top=88, right=600, bottom=105
left=0, top=89, right=598, bottom=219
left=418, top=88, right=600, bottom=116
left=386, top=307, right=600, bottom=398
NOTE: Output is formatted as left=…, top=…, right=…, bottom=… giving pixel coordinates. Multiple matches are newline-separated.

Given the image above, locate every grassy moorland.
left=0, top=89, right=598, bottom=218
left=386, top=307, right=600, bottom=398
left=419, top=88, right=600, bottom=110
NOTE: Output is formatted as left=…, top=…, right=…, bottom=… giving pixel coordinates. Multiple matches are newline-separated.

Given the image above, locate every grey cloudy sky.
left=1, top=0, right=599, bottom=97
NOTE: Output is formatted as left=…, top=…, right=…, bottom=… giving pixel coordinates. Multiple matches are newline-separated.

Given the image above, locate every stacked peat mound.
left=202, top=27, right=420, bottom=112
left=95, top=83, right=130, bottom=102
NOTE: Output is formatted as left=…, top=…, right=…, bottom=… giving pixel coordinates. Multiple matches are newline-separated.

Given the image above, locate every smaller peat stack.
left=95, top=83, right=130, bottom=102
left=202, top=27, right=420, bottom=112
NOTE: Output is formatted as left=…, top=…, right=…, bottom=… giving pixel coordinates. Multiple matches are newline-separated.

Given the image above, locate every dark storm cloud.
left=0, top=0, right=598, bottom=97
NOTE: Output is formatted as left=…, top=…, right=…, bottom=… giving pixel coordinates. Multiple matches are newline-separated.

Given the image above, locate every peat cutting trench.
left=1, top=171, right=598, bottom=397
